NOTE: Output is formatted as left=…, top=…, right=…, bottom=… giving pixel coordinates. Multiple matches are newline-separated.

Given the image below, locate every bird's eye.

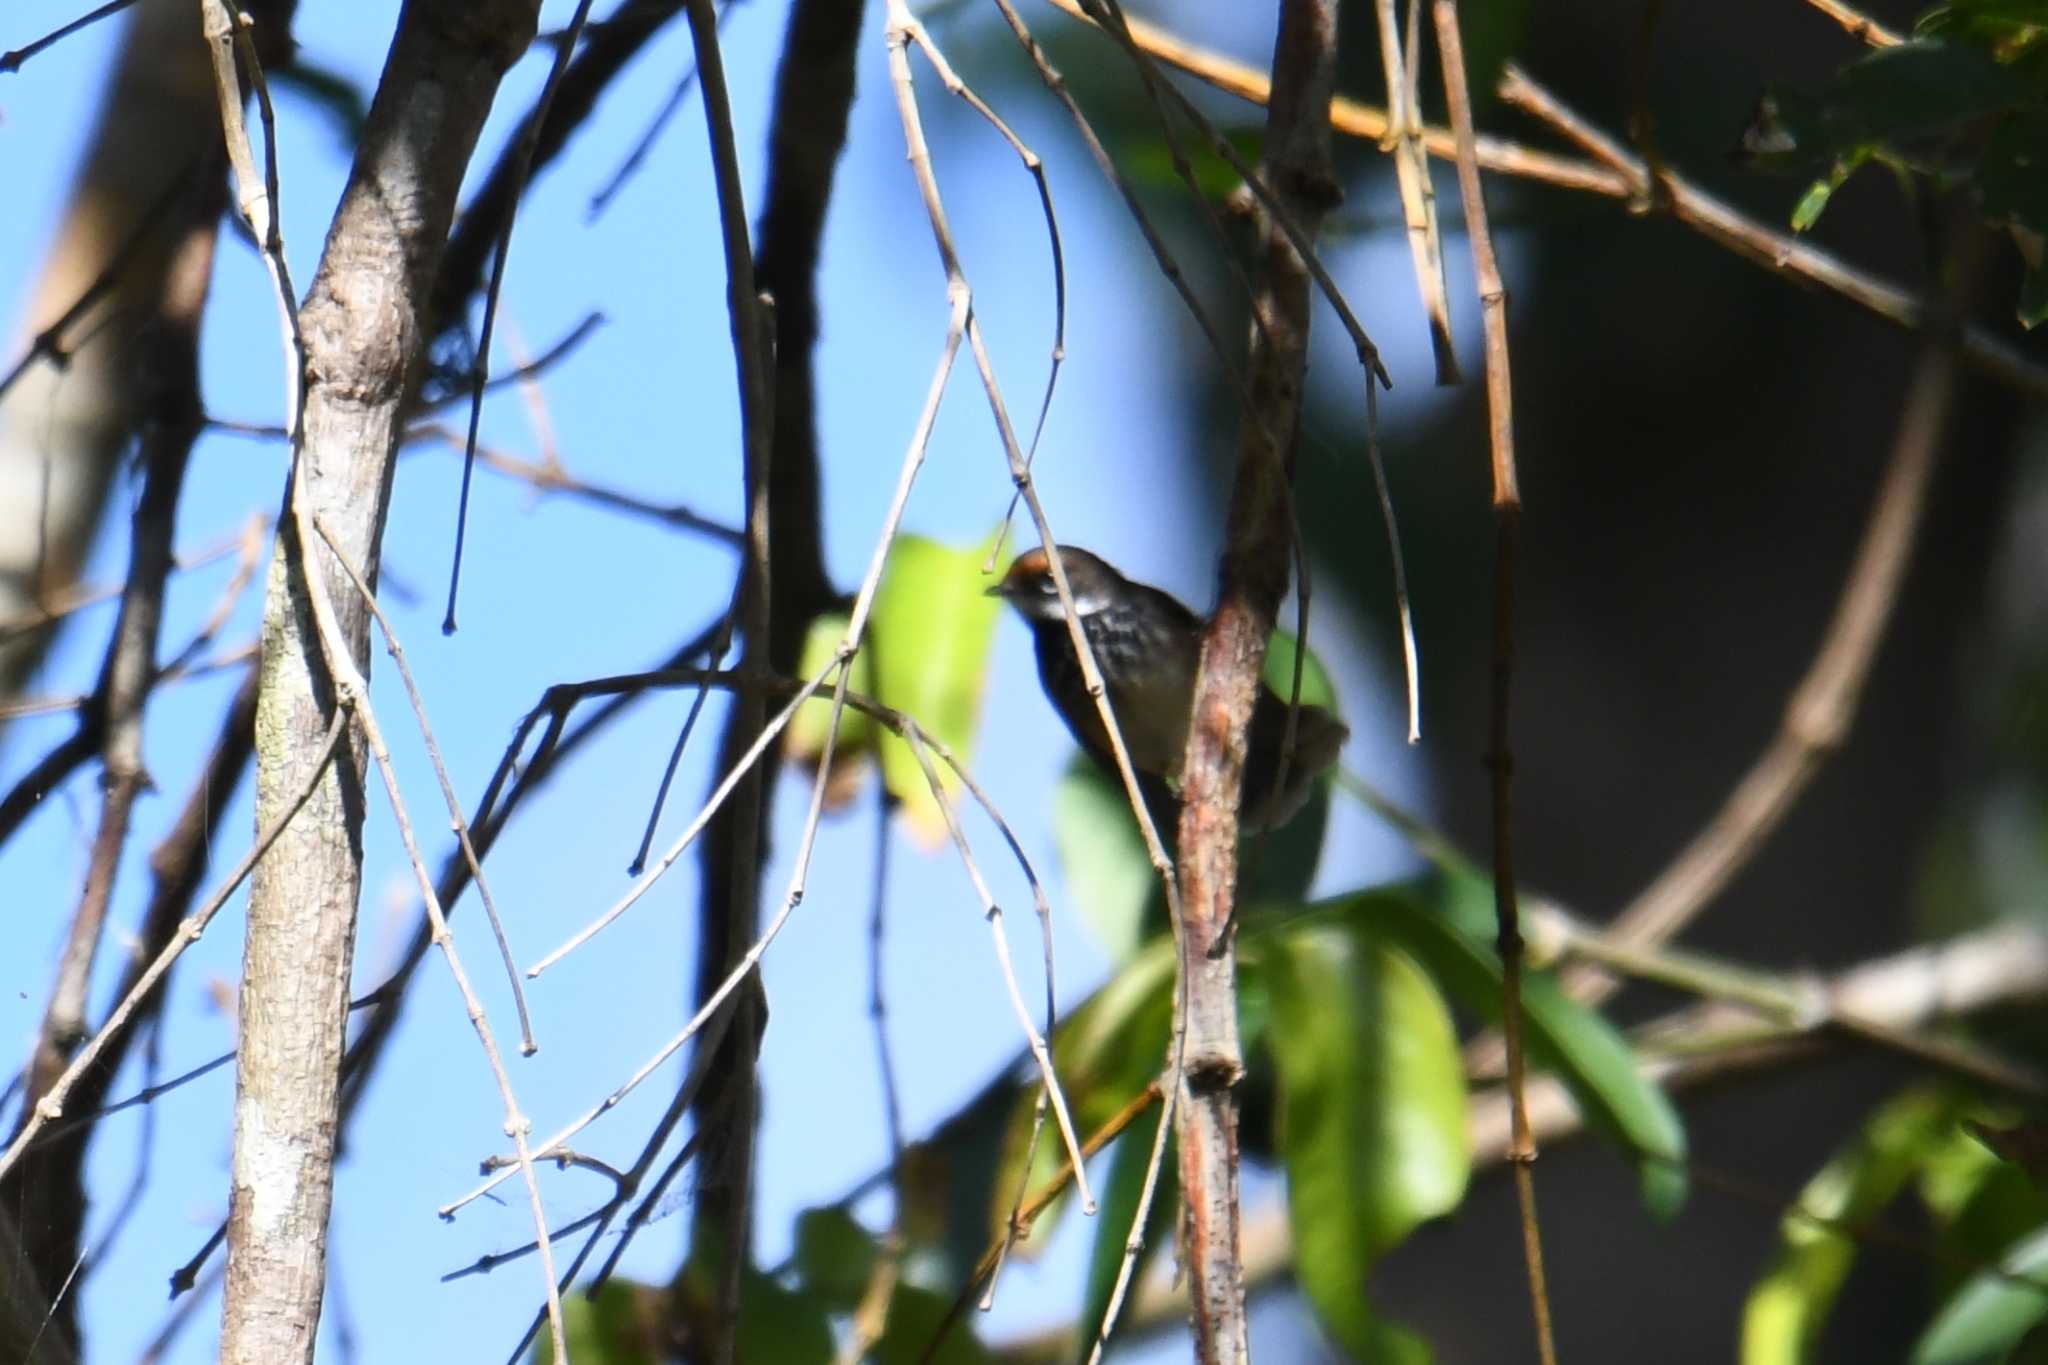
left=1036, top=578, right=1057, bottom=595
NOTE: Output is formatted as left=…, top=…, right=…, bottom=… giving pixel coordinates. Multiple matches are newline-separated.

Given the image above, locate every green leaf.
left=1913, top=1223, right=2048, bottom=1364
left=1917, top=0, right=2048, bottom=47
left=532, top=1279, right=660, bottom=1364
left=874, top=1283, right=996, bottom=1365
left=791, top=536, right=1003, bottom=845
left=1261, top=630, right=1338, bottom=708
left=792, top=1205, right=878, bottom=1312
left=1121, top=127, right=1263, bottom=198
left=1052, top=755, right=1157, bottom=963
left=1342, top=876, right=1690, bottom=1217
left=1823, top=41, right=2030, bottom=145
left=871, top=535, right=1004, bottom=845
left=1076, top=1104, right=1178, bottom=1361
left=1975, top=112, right=2048, bottom=235
left=1258, top=921, right=1467, bottom=1360
left=733, top=1268, right=835, bottom=1365
left=789, top=610, right=879, bottom=759
left=1742, top=1088, right=1970, bottom=1365
left=1790, top=150, right=1873, bottom=232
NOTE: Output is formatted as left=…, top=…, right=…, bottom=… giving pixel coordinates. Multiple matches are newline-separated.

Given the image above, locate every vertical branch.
left=1172, top=2, right=1340, bottom=1361
left=5, top=155, right=223, bottom=1342
left=675, top=0, right=860, bottom=1357
left=1432, top=3, right=1556, bottom=1362
left=212, top=3, right=541, bottom=1362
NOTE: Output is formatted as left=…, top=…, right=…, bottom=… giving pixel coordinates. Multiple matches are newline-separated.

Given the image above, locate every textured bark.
left=221, top=5, right=539, bottom=1363
left=1171, top=2, right=1340, bottom=1361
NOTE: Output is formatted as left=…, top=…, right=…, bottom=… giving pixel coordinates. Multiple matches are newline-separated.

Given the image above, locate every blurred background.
left=1, top=0, right=2043, bottom=1361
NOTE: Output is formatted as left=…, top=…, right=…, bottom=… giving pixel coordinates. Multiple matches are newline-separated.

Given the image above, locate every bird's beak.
left=984, top=581, right=1010, bottom=599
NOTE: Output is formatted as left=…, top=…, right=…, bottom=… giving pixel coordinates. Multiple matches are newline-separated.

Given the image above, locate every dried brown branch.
left=1494, top=66, right=2047, bottom=400
left=1040, top=0, right=1629, bottom=196
left=1155, top=3, right=1343, bottom=1359
left=1432, top=2, right=1556, bottom=1361
left=1374, top=0, right=1459, bottom=382
left=881, top=2, right=1113, bottom=1225
left=1039, top=0, right=2048, bottom=401
left=1574, top=233, right=1973, bottom=999
left=1799, top=0, right=1902, bottom=46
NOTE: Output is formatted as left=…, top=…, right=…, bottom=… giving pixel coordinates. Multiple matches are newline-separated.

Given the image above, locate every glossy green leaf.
left=1743, top=1088, right=1969, bottom=1365
left=1342, top=876, right=1690, bottom=1217
left=1260, top=921, right=1466, bottom=1360
left=1076, top=1103, right=1178, bottom=1361
left=1913, top=1223, right=2048, bottom=1364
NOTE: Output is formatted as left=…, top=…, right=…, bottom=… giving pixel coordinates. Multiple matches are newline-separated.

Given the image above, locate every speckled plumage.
left=990, top=546, right=1348, bottom=831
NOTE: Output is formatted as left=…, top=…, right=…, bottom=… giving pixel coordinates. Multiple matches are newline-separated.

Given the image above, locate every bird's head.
left=987, top=546, right=1122, bottom=622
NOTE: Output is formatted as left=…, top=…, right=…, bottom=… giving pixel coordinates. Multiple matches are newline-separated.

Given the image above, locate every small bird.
left=988, top=545, right=1349, bottom=832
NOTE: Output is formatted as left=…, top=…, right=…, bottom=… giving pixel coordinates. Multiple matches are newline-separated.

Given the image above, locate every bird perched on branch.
left=988, top=545, right=1348, bottom=832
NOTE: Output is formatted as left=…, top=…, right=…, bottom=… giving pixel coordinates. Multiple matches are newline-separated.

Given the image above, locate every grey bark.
left=220, top=5, right=540, bottom=1363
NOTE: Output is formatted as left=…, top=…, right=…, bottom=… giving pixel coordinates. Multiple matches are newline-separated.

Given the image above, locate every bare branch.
left=1432, top=2, right=1555, bottom=1360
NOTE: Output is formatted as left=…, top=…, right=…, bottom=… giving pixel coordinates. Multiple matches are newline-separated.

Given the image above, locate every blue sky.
left=0, top=3, right=1473, bottom=1359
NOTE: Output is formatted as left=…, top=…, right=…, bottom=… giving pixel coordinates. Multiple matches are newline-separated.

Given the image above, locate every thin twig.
left=1006, top=921, right=2048, bottom=1355
left=443, top=0, right=599, bottom=634
left=312, top=517, right=536, bottom=1053
left=1798, top=0, right=1902, bottom=46
left=1571, top=224, right=1973, bottom=1000
left=1040, top=0, right=2048, bottom=400
left=922, top=1083, right=1162, bottom=1365
left=1374, top=0, right=1459, bottom=382
left=204, top=3, right=566, bottom=1353
left=895, top=0, right=1197, bottom=1333
left=0, top=710, right=346, bottom=1187
left=1495, top=66, right=2047, bottom=400
left=443, top=667, right=1085, bottom=1215
left=292, top=519, right=568, bottom=1360
left=837, top=787, right=906, bottom=1365
left=1433, top=3, right=1556, bottom=1362
left=0, top=0, right=142, bottom=73
left=1336, top=766, right=2048, bottom=1099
